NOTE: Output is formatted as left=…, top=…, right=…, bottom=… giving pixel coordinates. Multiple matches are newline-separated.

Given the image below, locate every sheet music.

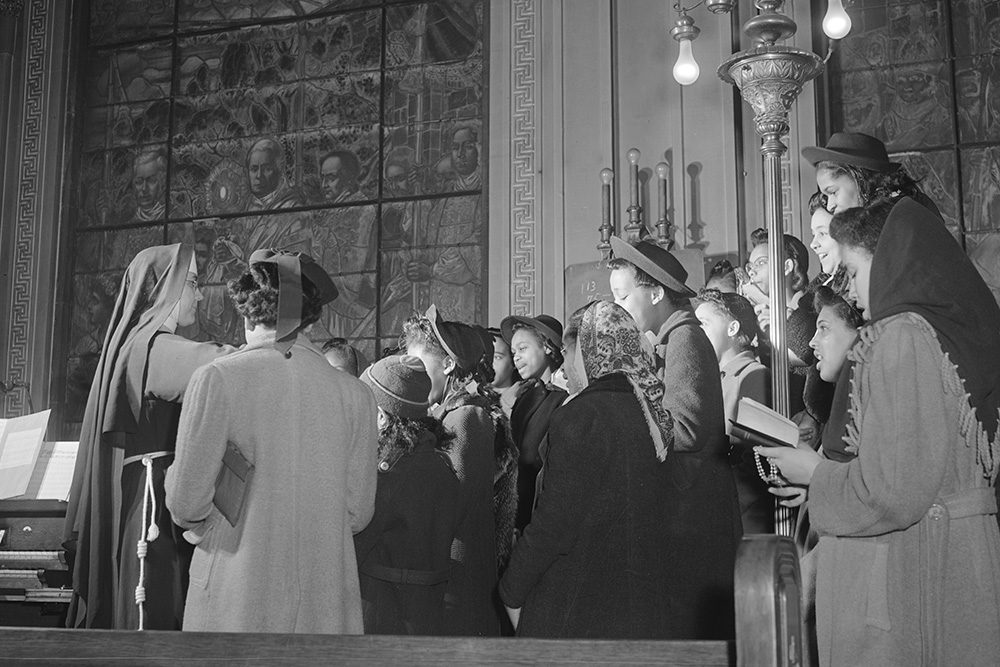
left=22, top=441, right=79, bottom=501
left=0, top=410, right=51, bottom=499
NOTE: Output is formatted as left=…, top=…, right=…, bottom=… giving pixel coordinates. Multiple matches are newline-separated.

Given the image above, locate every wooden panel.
left=0, top=628, right=735, bottom=666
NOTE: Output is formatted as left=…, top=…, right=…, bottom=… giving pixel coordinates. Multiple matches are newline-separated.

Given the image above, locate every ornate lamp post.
left=718, top=0, right=826, bottom=536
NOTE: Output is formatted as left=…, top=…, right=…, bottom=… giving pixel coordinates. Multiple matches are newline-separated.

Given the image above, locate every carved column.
left=719, top=0, right=824, bottom=537
left=0, top=0, right=79, bottom=420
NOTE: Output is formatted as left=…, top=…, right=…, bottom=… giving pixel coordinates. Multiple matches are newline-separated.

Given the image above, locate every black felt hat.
left=425, top=305, right=482, bottom=374
left=499, top=314, right=563, bottom=349
left=609, top=236, right=696, bottom=298
left=801, top=132, right=900, bottom=173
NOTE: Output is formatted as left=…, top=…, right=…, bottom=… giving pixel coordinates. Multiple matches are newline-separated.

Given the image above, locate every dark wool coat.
left=499, top=373, right=674, bottom=638
left=434, top=390, right=500, bottom=637
left=353, top=431, right=461, bottom=635
left=652, top=306, right=741, bottom=640
left=509, top=379, right=567, bottom=531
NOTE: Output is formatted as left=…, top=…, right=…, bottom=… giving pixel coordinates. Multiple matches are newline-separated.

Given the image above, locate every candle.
left=627, top=148, right=641, bottom=211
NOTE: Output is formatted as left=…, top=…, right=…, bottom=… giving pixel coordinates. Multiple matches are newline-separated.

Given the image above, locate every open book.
left=0, top=410, right=52, bottom=499
left=729, top=397, right=798, bottom=449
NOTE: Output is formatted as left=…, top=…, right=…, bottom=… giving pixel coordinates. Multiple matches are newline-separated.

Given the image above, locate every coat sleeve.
left=165, top=364, right=230, bottom=530
left=145, top=334, right=236, bottom=403
left=809, top=318, right=951, bottom=536
left=347, top=387, right=378, bottom=534
left=661, top=327, right=725, bottom=453
left=498, top=401, right=603, bottom=608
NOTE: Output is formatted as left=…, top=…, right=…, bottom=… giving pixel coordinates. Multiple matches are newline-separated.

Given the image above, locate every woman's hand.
left=505, top=605, right=521, bottom=630
left=769, top=484, right=808, bottom=507
left=754, top=445, right=822, bottom=486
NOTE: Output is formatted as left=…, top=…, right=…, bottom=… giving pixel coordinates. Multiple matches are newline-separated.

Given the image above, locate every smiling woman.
left=499, top=314, right=567, bottom=534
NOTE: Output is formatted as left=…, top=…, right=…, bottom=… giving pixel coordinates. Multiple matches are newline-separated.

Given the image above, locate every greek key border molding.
left=509, top=0, right=539, bottom=316
left=6, top=0, right=47, bottom=414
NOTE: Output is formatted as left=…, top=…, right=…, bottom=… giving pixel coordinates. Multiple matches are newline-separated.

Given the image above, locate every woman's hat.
left=609, top=236, right=696, bottom=298
left=801, top=132, right=900, bottom=173
left=360, top=354, right=431, bottom=419
left=425, top=305, right=482, bottom=373
left=248, top=249, right=339, bottom=356
left=499, top=314, right=563, bottom=349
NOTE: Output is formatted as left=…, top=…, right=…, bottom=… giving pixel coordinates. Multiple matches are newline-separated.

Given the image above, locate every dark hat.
left=609, top=236, right=696, bottom=298
left=801, top=132, right=900, bottom=173
left=424, top=305, right=482, bottom=374
left=360, top=355, right=431, bottom=419
left=499, top=314, right=563, bottom=349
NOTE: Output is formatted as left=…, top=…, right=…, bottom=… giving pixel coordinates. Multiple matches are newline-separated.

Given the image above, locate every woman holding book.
left=63, top=243, right=236, bottom=630
left=757, top=198, right=1000, bottom=665
left=165, top=249, right=378, bottom=633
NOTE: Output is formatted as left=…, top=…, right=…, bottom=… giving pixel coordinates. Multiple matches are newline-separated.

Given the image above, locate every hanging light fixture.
left=822, top=0, right=852, bottom=40
left=670, top=12, right=701, bottom=86
left=670, top=1, right=852, bottom=87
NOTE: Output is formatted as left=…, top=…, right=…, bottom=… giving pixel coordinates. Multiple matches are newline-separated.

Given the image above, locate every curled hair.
left=807, top=190, right=827, bottom=215
left=400, top=315, right=448, bottom=359
left=829, top=198, right=895, bottom=256
left=696, top=288, right=761, bottom=352
left=378, top=413, right=455, bottom=461
left=564, top=303, right=591, bottom=348
left=816, top=160, right=923, bottom=207
left=749, top=230, right=810, bottom=293
left=398, top=315, right=477, bottom=389
left=707, top=259, right=738, bottom=292
left=510, top=321, right=564, bottom=370
left=606, top=258, right=690, bottom=307
left=227, top=262, right=325, bottom=328
left=812, top=284, right=865, bottom=329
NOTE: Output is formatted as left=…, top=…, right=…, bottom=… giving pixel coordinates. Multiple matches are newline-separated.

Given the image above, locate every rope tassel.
left=135, top=455, right=160, bottom=631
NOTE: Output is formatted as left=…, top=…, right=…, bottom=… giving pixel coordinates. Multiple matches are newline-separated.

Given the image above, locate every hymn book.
left=730, top=397, right=798, bottom=449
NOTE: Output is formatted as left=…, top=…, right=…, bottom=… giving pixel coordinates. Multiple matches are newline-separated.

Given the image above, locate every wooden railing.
left=0, top=536, right=800, bottom=667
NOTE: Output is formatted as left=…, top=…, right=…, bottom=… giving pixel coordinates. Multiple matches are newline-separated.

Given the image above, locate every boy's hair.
left=321, top=337, right=367, bottom=377
left=696, top=288, right=762, bottom=352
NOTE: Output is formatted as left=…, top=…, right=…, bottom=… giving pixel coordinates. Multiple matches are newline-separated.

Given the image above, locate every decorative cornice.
left=5, top=0, right=46, bottom=414
left=509, top=0, right=539, bottom=316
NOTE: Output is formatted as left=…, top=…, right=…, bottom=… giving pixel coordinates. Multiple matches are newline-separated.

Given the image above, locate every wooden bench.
left=0, top=536, right=800, bottom=667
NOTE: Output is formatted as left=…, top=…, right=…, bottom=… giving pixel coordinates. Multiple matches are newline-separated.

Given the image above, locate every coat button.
left=378, top=461, right=390, bottom=472
left=928, top=504, right=945, bottom=521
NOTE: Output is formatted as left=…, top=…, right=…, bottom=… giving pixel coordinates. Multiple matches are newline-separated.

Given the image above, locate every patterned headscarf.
left=575, top=301, right=674, bottom=461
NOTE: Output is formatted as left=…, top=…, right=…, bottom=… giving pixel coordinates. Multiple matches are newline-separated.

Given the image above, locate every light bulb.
left=673, top=39, right=700, bottom=86
left=822, top=0, right=852, bottom=40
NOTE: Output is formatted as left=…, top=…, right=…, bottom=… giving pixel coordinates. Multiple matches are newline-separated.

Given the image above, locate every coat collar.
left=651, top=305, right=698, bottom=347
left=720, top=350, right=760, bottom=378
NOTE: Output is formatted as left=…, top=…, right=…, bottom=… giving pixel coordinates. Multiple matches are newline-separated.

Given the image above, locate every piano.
left=0, top=499, right=71, bottom=626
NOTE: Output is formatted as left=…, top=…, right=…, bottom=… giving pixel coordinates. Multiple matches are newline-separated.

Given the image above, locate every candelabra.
left=598, top=149, right=674, bottom=260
